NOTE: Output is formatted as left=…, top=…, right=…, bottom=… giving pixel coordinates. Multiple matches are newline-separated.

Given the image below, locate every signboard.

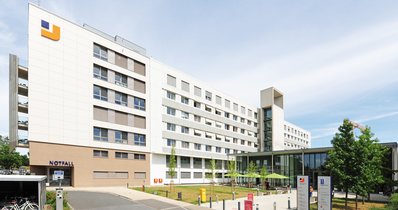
left=244, top=200, right=253, bottom=210
left=247, top=193, right=253, bottom=201
left=318, top=176, right=332, bottom=210
left=49, top=160, right=73, bottom=167
left=297, top=175, right=309, bottom=210
left=53, top=170, right=64, bottom=181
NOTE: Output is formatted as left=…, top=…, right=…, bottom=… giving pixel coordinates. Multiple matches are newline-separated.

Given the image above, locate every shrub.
left=388, top=193, right=398, bottom=210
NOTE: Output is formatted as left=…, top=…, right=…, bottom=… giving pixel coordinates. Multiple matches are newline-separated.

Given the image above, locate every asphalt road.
left=67, top=191, right=203, bottom=210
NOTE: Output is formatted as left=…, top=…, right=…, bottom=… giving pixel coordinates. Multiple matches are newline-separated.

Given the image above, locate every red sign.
left=159, top=178, right=163, bottom=183
left=244, top=200, right=253, bottom=210
left=248, top=193, right=254, bottom=201
left=154, top=178, right=158, bottom=183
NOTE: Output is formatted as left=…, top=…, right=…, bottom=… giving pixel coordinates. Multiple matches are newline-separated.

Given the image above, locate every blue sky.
left=0, top=0, right=397, bottom=147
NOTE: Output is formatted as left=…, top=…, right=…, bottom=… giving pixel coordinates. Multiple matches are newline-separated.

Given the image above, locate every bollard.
left=288, top=196, right=291, bottom=209
left=127, top=183, right=129, bottom=188
left=198, top=196, right=201, bottom=206
left=142, top=185, right=145, bottom=192
left=166, top=190, right=169, bottom=198
left=238, top=201, right=241, bottom=210
left=256, top=204, right=259, bottom=210
left=178, top=192, right=182, bottom=201
left=223, top=199, right=225, bottom=210
left=273, top=201, right=276, bottom=210
left=257, top=188, right=259, bottom=196
left=210, top=196, right=212, bottom=208
left=232, top=192, right=235, bottom=200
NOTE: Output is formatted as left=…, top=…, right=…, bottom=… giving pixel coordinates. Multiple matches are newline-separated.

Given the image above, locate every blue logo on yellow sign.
left=41, top=20, right=60, bottom=41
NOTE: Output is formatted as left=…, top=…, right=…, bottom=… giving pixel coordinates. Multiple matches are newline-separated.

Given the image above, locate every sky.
left=0, top=0, right=397, bottom=148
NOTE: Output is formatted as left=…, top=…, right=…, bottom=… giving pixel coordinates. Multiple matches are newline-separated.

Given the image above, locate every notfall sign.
left=49, top=160, right=74, bottom=167
left=318, top=176, right=332, bottom=210
left=297, top=175, right=309, bottom=210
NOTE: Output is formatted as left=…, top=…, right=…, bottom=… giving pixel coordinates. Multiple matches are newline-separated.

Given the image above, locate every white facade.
left=10, top=4, right=311, bottom=186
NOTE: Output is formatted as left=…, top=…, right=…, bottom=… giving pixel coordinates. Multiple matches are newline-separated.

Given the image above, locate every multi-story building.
left=8, top=4, right=311, bottom=187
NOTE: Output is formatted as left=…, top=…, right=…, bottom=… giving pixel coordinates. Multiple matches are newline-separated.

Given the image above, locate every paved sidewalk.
left=49, top=186, right=209, bottom=210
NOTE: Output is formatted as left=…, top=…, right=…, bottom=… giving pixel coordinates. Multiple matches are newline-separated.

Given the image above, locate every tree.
left=0, top=135, right=10, bottom=145
left=259, top=166, right=269, bottom=190
left=205, top=159, right=216, bottom=196
left=167, top=146, right=176, bottom=192
left=246, top=161, right=258, bottom=188
left=325, top=119, right=357, bottom=210
left=351, top=127, right=387, bottom=207
left=226, top=160, right=240, bottom=192
left=0, top=144, right=22, bottom=169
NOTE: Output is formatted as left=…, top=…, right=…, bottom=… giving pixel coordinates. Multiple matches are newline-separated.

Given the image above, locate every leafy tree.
left=226, top=160, right=240, bottom=192
left=351, top=127, right=387, bottom=207
left=0, top=144, right=22, bottom=169
left=205, top=159, right=216, bottom=196
left=326, top=119, right=357, bottom=210
left=0, top=135, right=10, bottom=145
left=20, top=154, right=29, bottom=166
left=167, top=146, right=176, bottom=192
left=259, top=166, right=269, bottom=190
left=246, top=161, right=258, bottom=188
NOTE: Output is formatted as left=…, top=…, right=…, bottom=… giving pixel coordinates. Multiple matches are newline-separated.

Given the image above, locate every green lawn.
left=310, top=198, right=387, bottom=210
left=132, top=185, right=274, bottom=204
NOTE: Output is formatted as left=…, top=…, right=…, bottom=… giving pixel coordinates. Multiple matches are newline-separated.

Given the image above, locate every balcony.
left=18, top=78, right=28, bottom=96
left=18, top=96, right=28, bottom=113
left=18, top=116, right=28, bottom=130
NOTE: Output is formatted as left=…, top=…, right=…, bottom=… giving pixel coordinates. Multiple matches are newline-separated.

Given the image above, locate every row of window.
left=284, top=125, right=309, bottom=139
left=166, top=139, right=247, bottom=154
left=284, top=142, right=306, bottom=149
left=93, top=149, right=146, bottom=160
left=93, top=127, right=146, bottom=146
left=166, top=75, right=257, bottom=119
left=165, top=122, right=256, bottom=148
left=166, top=106, right=257, bottom=137
left=284, top=133, right=309, bottom=145
left=93, top=106, right=146, bottom=129
left=166, top=171, right=224, bottom=179
left=93, top=171, right=146, bottom=179
left=166, top=91, right=258, bottom=128
left=93, top=85, right=146, bottom=110
left=166, top=156, right=228, bottom=170
left=94, top=43, right=146, bottom=76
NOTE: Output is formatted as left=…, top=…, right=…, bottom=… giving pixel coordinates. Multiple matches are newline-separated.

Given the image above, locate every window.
left=93, top=171, right=128, bottom=179
left=166, top=91, right=176, bottom=100
left=181, top=156, right=190, bottom=168
left=194, top=101, right=201, bottom=108
left=167, top=75, right=176, bottom=87
left=225, top=148, right=230, bottom=154
left=134, top=172, right=146, bottom=179
left=115, top=73, right=127, bottom=87
left=205, top=91, right=212, bottom=101
left=194, top=143, right=201, bottom=150
left=193, top=158, right=202, bottom=169
left=215, top=110, right=221, bottom=115
left=134, top=134, right=146, bottom=146
left=205, top=106, right=212, bottom=112
left=233, top=103, right=238, bottom=111
left=115, top=152, right=128, bottom=159
left=240, top=118, right=245, bottom=123
left=181, top=96, right=189, bottom=104
left=134, top=97, right=145, bottom=111
left=241, top=106, right=246, bottom=114
left=194, top=172, right=203, bottom=179
left=205, top=121, right=212, bottom=126
left=224, top=112, right=230, bottom=118
left=93, top=65, right=107, bottom=81
left=247, top=120, right=251, bottom=126
left=225, top=138, right=230, bottom=142
left=233, top=126, right=238, bottom=132
left=194, top=130, right=201, bottom=136
left=206, top=145, right=212, bottom=152
left=215, top=122, right=222, bottom=128
left=182, top=141, right=189, bottom=148
left=93, top=85, right=107, bottom=101
left=93, top=44, right=108, bottom=61
left=181, top=126, right=189, bottom=134
left=241, top=129, right=245, bottom=134
left=216, top=147, right=221, bottom=153
left=167, top=123, right=176, bottom=131
left=248, top=109, right=252, bottom=117
left=181, top=172, right=191, bottom=179
left=225, top=99, right=230, bottom=108
left=225, top=124, right=230, bottom=130
left=241, top=140, right=245, bottom=145
left=134, top=154, right=146, bottom=160
left=205, top=133, right=212, bottom=139
left=194, top=86, right=201, bottom=97
left=93, top=150, right=108, bottom=158
left=115, top=91, right=127, bottom=106
left=216, top=135, right=221, bottom=140
left=233, top=138, right=238, bottom=144
left=167, top=139, right=176, bottom=147
left=233, top=115, right=238, bottom=121
left=194, top=115, right=201, bottom=122
left=181, top=81, right=190, bottom=92
left=254, top=112, right=258, bottom=119
left=115, top=131, right=128, bottom=144
left=216, top=95, right=222, bottom=105
left=181, top=111, right=189, bottom=119
left=167, top=107, right=176, bottom=116
left=94, top=127, right=108, bottom=141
